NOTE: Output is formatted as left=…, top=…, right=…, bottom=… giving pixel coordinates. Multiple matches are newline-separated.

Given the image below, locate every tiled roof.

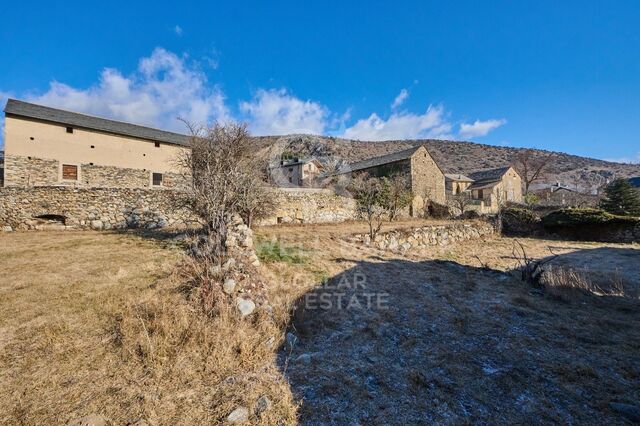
left=4, top=99, right=191, bottom=147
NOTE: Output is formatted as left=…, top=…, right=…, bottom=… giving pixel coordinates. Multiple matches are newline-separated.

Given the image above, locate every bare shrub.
left=178, top=122, right=273, bottom=257
left=541, top=265, right=628, bottom=300
left=448, top=192, right=473, bottom=216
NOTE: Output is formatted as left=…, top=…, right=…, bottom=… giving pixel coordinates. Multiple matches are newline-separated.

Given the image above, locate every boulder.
left=66, top=414, right=107, bottom=426
left=227, top=406, right=249, bottom=424
left=236, top=298, right=256, bottom=317
left=223, top=279, right=237, bottom=294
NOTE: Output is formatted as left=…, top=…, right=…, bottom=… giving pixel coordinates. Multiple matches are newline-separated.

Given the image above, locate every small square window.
left=90, top=145, right=95, bottom=149
left=154, top=142, right=160, bottom=148
left=66, top=127, right=73, bottom=134
left=152, top=172, right=163, bottom=186
left=62, top=164, right=78, bottom=180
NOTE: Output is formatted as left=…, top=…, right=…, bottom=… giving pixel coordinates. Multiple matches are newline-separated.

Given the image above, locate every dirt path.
left=257, top=224, right=640, bottom=424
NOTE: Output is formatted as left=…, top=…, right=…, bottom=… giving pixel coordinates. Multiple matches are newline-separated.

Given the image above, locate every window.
left=154, top=142, right=160, bottom=148
left=66, top=127, right=73, bottom=134
left=288, top=167, right=293, bottom=172
left=152, top=172, right=163, bottom=186
left=477, top=189, right=484, bottom=199
left=288, top=176, right=293, bottom=183
left=90, top=145, right=95, bottom=148
left=62, top=164, right=78, bottom=180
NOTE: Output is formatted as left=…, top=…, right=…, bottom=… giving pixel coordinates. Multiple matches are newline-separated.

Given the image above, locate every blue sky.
left=1, top=0, right=639, bottom=162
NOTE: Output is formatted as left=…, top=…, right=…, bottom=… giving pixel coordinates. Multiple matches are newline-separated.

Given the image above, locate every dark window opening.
left=89, top=162, right=94, bottom=165
left=154, top=142, right=160, bottom=148
left=143, top=153, right=146, bottom=156
left=477, top=189, right=484, bottom=199
left=90, top=145, right=95, bottom=148
left=66, top=127, right=73, bottom=134
left=62, top=164, right=78, bottom=180
left=30, top=137, right=34, bottom=140
left=277, top=217, right=283, bottom=224
left=288, top=176, right=293, bottom=183
left=34, top=214, right=66, bottom=225
left=152, top=172, right=163, bottom=186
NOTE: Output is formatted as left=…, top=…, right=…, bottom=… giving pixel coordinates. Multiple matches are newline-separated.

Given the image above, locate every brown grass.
left=0, top=231, right=297, bottom=424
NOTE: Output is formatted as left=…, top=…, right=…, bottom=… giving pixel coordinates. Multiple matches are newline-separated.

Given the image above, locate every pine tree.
left=599, top=179, right=640, bottom=216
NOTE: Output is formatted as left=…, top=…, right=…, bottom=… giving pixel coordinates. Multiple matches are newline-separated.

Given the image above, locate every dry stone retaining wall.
left=0, top=186, right=359, bottom=231
left=0, top=186, right=197, bottom=231
left=351, top=222, right=496, bottom=253
left=259, top=187, right=357, bottom=225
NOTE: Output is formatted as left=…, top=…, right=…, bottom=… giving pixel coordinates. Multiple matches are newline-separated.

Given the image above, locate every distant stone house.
left=445, top=173, right=474, bottom=195
left=2, top=99, right=190, bottom=188
left=445, top=167, right=523, bottom=214
left=466, top=166, right=523, bottom=210
left=337, top=145, right=446, bottom=216
left=269, top=157, right=324, bottom=187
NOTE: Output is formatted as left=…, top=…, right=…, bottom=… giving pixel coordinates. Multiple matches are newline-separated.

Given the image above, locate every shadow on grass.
left=278, top=249, right=640, bottom=425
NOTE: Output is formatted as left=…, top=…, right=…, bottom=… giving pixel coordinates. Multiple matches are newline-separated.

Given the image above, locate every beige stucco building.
left=2, top=99, right=190, bottom=188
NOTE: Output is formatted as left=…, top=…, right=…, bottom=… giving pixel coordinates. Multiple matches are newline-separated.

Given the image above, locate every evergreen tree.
left=599, top=178, right=640, bottom=216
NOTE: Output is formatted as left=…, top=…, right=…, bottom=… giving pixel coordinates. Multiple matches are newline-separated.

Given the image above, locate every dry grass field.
left=1, top=225, right=639, bottom=424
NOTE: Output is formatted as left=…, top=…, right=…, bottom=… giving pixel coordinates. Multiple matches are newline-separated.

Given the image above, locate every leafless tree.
left=384, top=174, right=413, bottom=221
left=515, top=149, right=553, bottom=194
left=178, top=121, right=273, bottom=256
left=350, top=173, right=390, bottom=240
left=448, top=191, right=473, bottom=216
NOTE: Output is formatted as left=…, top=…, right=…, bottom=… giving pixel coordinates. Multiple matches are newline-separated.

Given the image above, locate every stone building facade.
left=2, top=99, right=190, bottom=189
left=337, top=145, right=446, bottom=216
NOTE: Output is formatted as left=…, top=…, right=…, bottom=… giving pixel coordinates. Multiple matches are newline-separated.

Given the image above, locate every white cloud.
left=391, top=89, right=409, bottom=109
left=342, top=105, right=453, bottom=141
left=174, top=25, right=183, bottom=36
left=604, top=152, right=640, bottom=164
left=240, top=88, right=330, bottom=135
left=25, top=48, right=229, bottom=134
left=459, top=118, right=506, bottom=138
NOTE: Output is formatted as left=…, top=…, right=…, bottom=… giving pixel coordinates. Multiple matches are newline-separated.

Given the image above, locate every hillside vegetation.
left=253, top=134, right=640, bottom=189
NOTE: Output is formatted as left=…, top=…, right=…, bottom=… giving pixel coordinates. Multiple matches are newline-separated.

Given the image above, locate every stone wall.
left=259, top=187, right=357, bottom=225
left=0, top=186, right=198, bottom=231
left=349, top=221, right=496, bottom=253
left=3, top=155, right=187, bottom=189
left=3, top=155, right=58, bottom=187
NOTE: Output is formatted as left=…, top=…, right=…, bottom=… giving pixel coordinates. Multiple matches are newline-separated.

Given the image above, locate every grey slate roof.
left=467, top=166, right=512, bottom=183
left=444, top=173, right=473, bottom=182
left=4, top=99, right=191, bottom=146
left=340, top=146, right=424, bottom=174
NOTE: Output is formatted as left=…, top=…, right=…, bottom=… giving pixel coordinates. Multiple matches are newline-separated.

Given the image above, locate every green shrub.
left=255, top=239, right=307, bottom=264
left=542, top=208, right=640, bottom=228
left=599, top=179, right=640, bottom=216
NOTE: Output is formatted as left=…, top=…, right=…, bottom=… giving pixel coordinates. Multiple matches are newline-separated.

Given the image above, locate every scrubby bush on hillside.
left=599, top=178, right=640, bottom=217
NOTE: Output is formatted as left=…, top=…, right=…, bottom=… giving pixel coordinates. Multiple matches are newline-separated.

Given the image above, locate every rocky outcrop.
left=350, top=222, right=495, bottom=253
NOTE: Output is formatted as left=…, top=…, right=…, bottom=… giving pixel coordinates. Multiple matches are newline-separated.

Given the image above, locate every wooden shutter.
left=62, top=164, right=78, bottom=180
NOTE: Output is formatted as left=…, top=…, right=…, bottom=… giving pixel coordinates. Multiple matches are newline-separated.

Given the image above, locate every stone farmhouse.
left=449, top=166, right=523, bottom=213
left=2, top=99, right=190, bottom=188
left=336, top=145, right=447, bottom=216
left=269, top=157, right=323, bottom=187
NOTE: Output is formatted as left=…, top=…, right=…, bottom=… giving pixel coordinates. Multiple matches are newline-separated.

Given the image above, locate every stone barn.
left=336, top=145, right=446, bottom=216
